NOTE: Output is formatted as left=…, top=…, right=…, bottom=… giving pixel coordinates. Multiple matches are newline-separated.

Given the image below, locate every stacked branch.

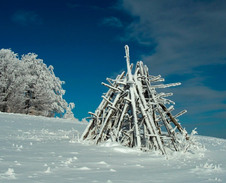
left=81, top=45, right=189, bottom=155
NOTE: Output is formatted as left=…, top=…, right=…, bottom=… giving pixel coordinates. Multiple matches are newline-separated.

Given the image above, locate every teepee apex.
left=81, top=45, right=189, bottom=155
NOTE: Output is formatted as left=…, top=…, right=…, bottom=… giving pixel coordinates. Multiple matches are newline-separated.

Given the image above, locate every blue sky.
left=1, top=0, right=226, bottom=139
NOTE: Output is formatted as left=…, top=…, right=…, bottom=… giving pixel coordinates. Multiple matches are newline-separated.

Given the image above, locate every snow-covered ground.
left=0, top=112, right=225, bottom=183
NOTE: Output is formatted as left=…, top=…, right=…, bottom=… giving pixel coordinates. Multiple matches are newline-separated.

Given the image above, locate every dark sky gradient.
left=1, top=0, right=226, bottom=139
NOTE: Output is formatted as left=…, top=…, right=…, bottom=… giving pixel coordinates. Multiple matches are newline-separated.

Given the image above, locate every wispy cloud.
left=169, top=77, right=226, bottom=114
left=121, top=0, right=226, bottom=74
left=120, top=0, right=226, bottom=137
left=101, top=16, right=123, bottom=28
left=11, top=10, right=42, bottom=26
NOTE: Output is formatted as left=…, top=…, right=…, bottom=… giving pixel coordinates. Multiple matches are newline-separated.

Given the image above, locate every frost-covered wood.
left=81, top=45, right=189, bottom=155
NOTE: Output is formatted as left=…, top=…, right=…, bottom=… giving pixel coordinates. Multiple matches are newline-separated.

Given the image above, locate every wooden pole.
left=125, top=45, right=141, bottom=148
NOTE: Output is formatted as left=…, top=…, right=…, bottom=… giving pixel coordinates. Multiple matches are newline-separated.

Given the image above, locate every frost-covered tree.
left=0, top=48, right=72, bottom=117
left=21, top=53, right=68, bottom=116
left=64, top=102, right=75, bottom=120
left=0, top=49, right=24, bottom=112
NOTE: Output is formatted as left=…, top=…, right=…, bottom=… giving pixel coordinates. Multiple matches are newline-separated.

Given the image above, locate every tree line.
left=0, top=48, right=74, bottom=118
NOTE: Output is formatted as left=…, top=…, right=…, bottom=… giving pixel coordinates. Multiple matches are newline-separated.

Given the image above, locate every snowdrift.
left=0, top=112, right=225, bottom=183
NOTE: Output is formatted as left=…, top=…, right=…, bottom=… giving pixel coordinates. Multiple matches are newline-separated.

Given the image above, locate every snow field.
left=0, top=112, right=226, bottom=183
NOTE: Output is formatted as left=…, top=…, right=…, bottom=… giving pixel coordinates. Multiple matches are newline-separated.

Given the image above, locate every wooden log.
left=95, top=94, right=120, bottom=144
left=129, top=86, right=142, bottom=148
left=156, top=92, right=173, bottom=98
left=144, top=76, right=179, bottom=151
left=159, top=103, right=189, bottom=140
left=102, top=95, right=114, bottom=106
left=139, top=61, right=145, bottom=75
left=95, top=76, right=127, bottom=144
left=96, top=71, right=125, bottom=113
left=167, top=105, right=174, bottom=112
left=158, top=98, right=175, bottom=105
left=82, top=71, right=125, bottom=141
left=88, top=112, right=97, bottom=117
left=108, top=105, right=117, bottom=111
left=116, top=81, right=126, bottom=85
left=106, top=78, right=114, bottom=86
left=143, top=123, right=149, bottom=149
left=144, top=65, right=149, bottom=76
left=133, top=74, right=166, bottom=154
left=149, top=75, right=165, bottom=83
left=151, top=82, right=181, bottom=89
left=125, top=46, right=142, bottom=148
left=81, top=118, right=95, bottom=140
left=102, top=82, right=121, bottom=92
left=116, top=103, right=129, bottom=138
left=173, top=110, right=187, bottom=119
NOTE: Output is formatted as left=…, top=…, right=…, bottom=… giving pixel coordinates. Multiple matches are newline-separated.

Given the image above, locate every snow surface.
left=0, top=112, right=225, bottom=183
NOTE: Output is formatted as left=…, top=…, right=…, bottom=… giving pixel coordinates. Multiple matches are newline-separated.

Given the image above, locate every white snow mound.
left=0, top=112, right=226, bottom=183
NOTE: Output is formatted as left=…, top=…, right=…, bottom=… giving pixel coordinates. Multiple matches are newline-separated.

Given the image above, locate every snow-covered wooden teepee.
left=81, top=45, right=189, bottom=155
